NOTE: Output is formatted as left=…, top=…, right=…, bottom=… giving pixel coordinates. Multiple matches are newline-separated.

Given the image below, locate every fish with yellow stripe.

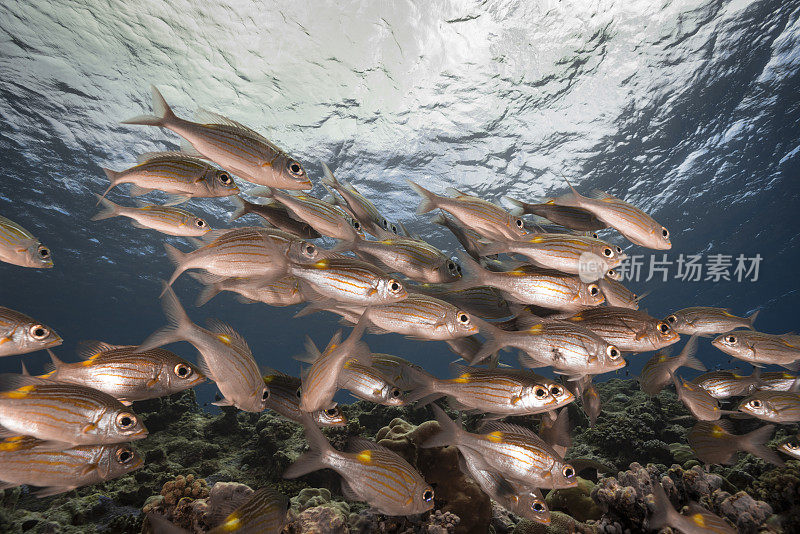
left=321, top=163, right=393, bottom=238
left=369, top=353, right=437, bottom=391
left=289, top=257, right=408, bottom=306
left=687, top=420, right=783, bottom=466
left=670, top=370, right=727, bottom=421
left=284, top=416, right=434, bottom=516
left=503, top=196, right=606, bottom=232
left=431, top=211, right=490, bottom=261
left=0, top=306, right=62, bottom=357
left=712, top=330, right=800, bottom=370
left=230, top=196, right=321, bottom=239
left=41, top=342, right=204, bottom=404
left=565, top=306, right=679, bottom=352
left=638, top=335, right=706, bottom=396
left=691, top=369, right=762, bottom=399
left=0, top=374, right=147, bottom=447
left=756, top=371, right=799, bottom=392
left=189, top=273, right=306, bottom=308
left=137, top=284, right=268, bottom=412
left=0, top=437, right=142, bottom=497
left=355, top=294, right=479, bottom=341
left=411, top=284, right=511, bottom=320
left=262, top=371, right=347, bottom=427
left=122, top=86, right=311, bottom=190
left=404, top=363, right=574, bottom=416
left=408, top=181, right=527, bottom=241
left=664, top=307, right=759, bottom=336
left=0, top=214, right=53, bottom=268
left=647, top=482, right=735, bottom=533
left=339, top=360, right=405, bottom=406
left=423, top=404, right=576, bottom=490
left=597, top=274, right=644, bottom=309
left=551, top=183, right=671, bottom=250
left=737, top=389, right=800, bottom=423
left=91, top=196, right=211, bottom=236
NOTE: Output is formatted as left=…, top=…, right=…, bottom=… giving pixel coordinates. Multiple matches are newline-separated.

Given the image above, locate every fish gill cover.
left=0, top=0, right=799, bottom=533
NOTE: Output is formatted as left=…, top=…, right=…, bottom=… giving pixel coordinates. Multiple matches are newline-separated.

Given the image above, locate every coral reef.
left=545, top=477, right=602, bottom=522
left=747, top=459, right=800, bottom=532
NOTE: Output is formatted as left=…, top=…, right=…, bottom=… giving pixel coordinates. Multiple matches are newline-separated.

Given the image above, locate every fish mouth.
left=45, top=337, right=64, bottom=348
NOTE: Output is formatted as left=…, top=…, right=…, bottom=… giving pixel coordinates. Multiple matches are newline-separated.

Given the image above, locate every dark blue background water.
left=1, top=0, right=799, bottom=407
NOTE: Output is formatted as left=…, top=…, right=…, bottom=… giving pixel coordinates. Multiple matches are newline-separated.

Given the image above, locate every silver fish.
left=412, top=284, right=511, bottom=320
left=92, top=196, right=211, bottom=237
left=339, top=360, right=405, bottom=406
left=757, top=371, right=799, bottom=392
left=122, top=86, right=311, bottom=190
left=778, top=433, right=800, bottom=460
left=408, top=181, right=527, bottom=241
left=0, top=307, right=62, bottom=357
left=369, top=353, right=437, bottom=391
left=0, top=374, right=147, bottom=446
left=138, top=285, right=268, bottom=412
left=671, top=371, right=724, bottom=421
left=664, top=307, right=759, bottom=336
left=552, top=185, right=671, bottom=250
left=0, top=214, right=53, bottom=268
left=289, top=257, right=407, bottom=306
left=638, top=336, right=705, bottom=396
left=565, top=307, right=680, bottom=352
left=687, top=420, right=783, bottom=466
left=0, top=438, right=142, bottom=497
left=431, top=211, right=489, bottom=261
left=42, top=343, right=205, bottom=404
left=712, top=331, right=800, bottom=370
left=737, top=390, right=800, bottom=423
left=321, top=163, right=390, bottom=237
left=692, top=369, right=762, bottom=399
left=262, top=371, right=346, bottom=427
left=423, top=405, right=576, bottom=490
left=230, top=196, right=321, bottom=239
left=579, top=377, right=602, bottom=427
left=647, top=483, right=735, bottom=534
left=597, top=276, right=642, bottom=310
left=284, top=417, right=434, bottom=516
left=363, top=294, right=479, bottom=340
left=504, top=197, right=606, bottom=232
left=190, top=273, right=305, bottom=308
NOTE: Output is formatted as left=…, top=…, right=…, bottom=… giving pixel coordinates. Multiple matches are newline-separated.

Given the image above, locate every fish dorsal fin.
left=322, top=331, right=344, bottom=354
left=588, top=189, right=617, bottom=202
left=76, top=340, right=124, bottom=361
left=194, top=108, right=281, bottom=151
left=347, top=437, right=398, bottom=461
left=0, top=373, right=51, bottom=393
left=444, top=186, right=469, bottom=198
left=205, top=319, right=252, bottom=354
left=478, top=421, right=544, bottom=443
left=135, top=151, right=207, bottom=165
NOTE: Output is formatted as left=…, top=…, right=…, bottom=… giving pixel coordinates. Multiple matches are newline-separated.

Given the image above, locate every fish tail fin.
left=467, top=318, right=504, bottom=365
left=647, top=483, right=677, bottom=531
left=138, top=283, right=192, bottom=351
left=449, top=252, right=488, bottom=291
left=740, top=424, right=784, bottom=466
left=91, top=195, right=122, bottom=221
left=678, top=335, right=706, bottom=372
left=121, top=85, right=177, bottom=127
left=283, top=414, right=334, bottom=479
left=421, top=404, right=461, bottom=448
left=502, top=196, right=526, bottom=216
left=746, top=309, right=761, bottom=330
left=403, top=369, right=443, bottom=406
left=97, top=168, right=120, bottom=204
left=187, top=272, right=224, bottom=306
left=162, top=243, right=189, bottom=294
left=406, top=180, right=440, bottom=214
left=229, top=196, right=250, bottom=222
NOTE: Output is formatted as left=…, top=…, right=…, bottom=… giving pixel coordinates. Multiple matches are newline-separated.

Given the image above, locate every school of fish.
left=1, top=85, right=798, bottom=533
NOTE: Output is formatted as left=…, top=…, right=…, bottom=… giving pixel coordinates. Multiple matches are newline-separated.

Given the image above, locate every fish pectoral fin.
left=0, top=481, right=19, bottom=492
left=510, top=395, right=522, bottom=405
left=0, top=337, right=10, bottom=345
left=81, top=423, right=97, bottom=434
left=34, top=440, right=78, bottom=452
left=146, top=377, right=159, bottom=388
left=78, top=463, right=99, bottom=477
left=212, top=398, right=235, bottom=407
left=120, top=400, right=133, bottom=406
left=34, top=485, right=76, bottom=498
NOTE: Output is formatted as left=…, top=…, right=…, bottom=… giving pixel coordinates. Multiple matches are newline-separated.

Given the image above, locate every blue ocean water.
left=1, top=0, right=799, bottom=410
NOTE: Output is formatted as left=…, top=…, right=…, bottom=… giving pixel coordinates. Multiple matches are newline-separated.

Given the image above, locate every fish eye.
left=662, top=227, right=669, bottom=239
left=607, top=269, right=617, bottom=278
left=296, top=387, right=302, bottom=399
left=29, top=324, right=49, bottom=340
left=390, top=388, right=402, bottom=398
left=324, top=407, right=339, bottom=417
left=287, top=160, right=304, bottom=176
left=607, top=346, right=620, bottom=359
left=115, top=446, right=135, bottom=464
left=457, top=312, right=470, bottom=325
left=422, top=489, right=434, bottom=502
left=603, top=247, right=613, bottom=257
left=382, top=219, right=389, bottom=229
left=390, top=224, right=398, bottom=234
left=666, top=315, right=677, bottom=323
left=726, top=335, right=737, bottom=344
left=515, top=218, right=523, bottom=228
left=262, top=388, right=270, bottom=401
left=305, top=243, right=316, bottom=256
left=218, top=172, right=231, bottom=185
left=749, top=399, right=762, bottom=409
left=456, top=263, right=462, bottom=274
left=591, top=232, right=599, bottom=239
left=195, top=219, right=206, bottom=227
left=37, top=245, right=50, bottom=258
left=116, top=412, right=137, bottom=430
left=615, top=246, right=622, bottom=254
left=447, top=260, right=459, bottom=274
left=549, top=385, right=563, bottom=396
left=173, top=363, right=193, bottom=378
left=657, top=322, right=671, bottom=335
left=562, top=465, right=575, bottom=478
left=388, top=280, right=402, bottom=293
left=786, top=440, right=799, bottom=450
left=531, top=500, right=546, bottom=512
left=534, top=386, right=548, bottom=399
left=352, top=220, right=361, bottom=230
left=588, top=284, right=600, bottom=296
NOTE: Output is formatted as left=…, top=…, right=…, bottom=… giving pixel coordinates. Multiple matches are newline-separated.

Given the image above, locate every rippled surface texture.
left=1, top=0, right=799, bottom=384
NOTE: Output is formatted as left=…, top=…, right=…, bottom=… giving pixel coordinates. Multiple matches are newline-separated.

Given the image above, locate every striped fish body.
left=194, top=274, right=305, bottom=307
left=674, top=375, right=722, bottom=421
left=208, top=486, right=288, bottom=534
left=231, top=197, right=320, bottom=239
left=0, top=376, right=148, bottom=445
left=484, top=234, right=623, bottom=278
left=552, top=188, right=671, bottom=249
left=339, top=361, right=404, bottom=406
left=290, top=258, right=407, bottom=306
left=685, top=420, right=784, bottom=467
left=692, top=371, right=755, bottom=399
left=350, top=237, right=460, bottom=283
left=365, top=294, right=478, bottom=340
left=738, top=391, right=800, bottom=423
left=515, top=201, right=605, bottom=232
left=0, top=439, right=142, bottom=496
left=103, top=154, right=239, bottom=199
left=432, top=366, right=574, bottom=415
left=0, top=307, right=62, bottom=357
left=259, top=189, right=360, bottom=241
left=98, top=202, right=211, bottom=237
left=43, top=342, right=204, bottom=403
left=598, top=277, right=639, bottom=309
left=712, top=331, right=800, bottom=368
left=413, top=284, right=511, bottom=320
left=324, top=442, right=434, bottom=516
left=262, top=373, right=346, bottom=427
left=0, top=215, right=52, bottom=268
left=321, top=165, right=388, bottom=237
left=665, top=307, right=756, bottom=335
left=758, top=372, right=799, bottom=392
left=369, top=354, right=435, bottom=391
left=431, top=212, right=488, bottom=260
left=499, top=322, right=625, bottom=377
left=566, top=307, right=679, bottom=352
